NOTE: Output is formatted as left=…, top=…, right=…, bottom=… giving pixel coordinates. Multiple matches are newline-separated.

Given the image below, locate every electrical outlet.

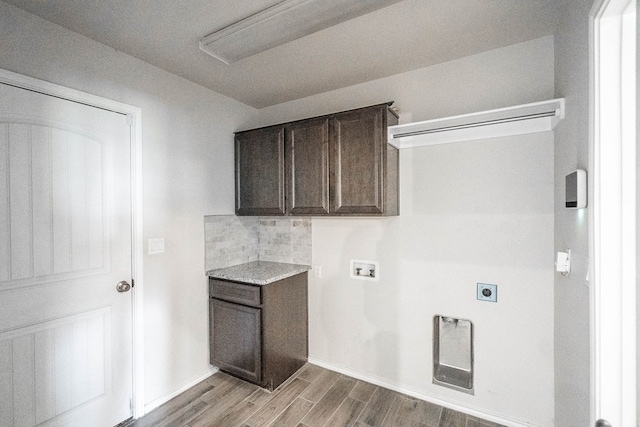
left=477, top=283, right=497, bottom=302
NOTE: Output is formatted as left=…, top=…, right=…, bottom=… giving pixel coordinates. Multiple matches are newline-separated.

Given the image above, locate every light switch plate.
left=148, top=238, right=165, bottom=254
left=477, top=283, right=497, bottom=302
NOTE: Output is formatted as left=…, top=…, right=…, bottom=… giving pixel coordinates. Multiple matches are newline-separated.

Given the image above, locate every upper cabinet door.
left=330, top=105, right=396, bottom=215
left=286, top=118, right=330, bottom=215
left=235, top=126, right=286, bottom=215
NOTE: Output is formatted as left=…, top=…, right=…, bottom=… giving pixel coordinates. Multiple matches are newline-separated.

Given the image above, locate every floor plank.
left=382, top=395, right=433, bottom=427
left=298, top=369, right=340, bottom=402
left=268, top=397, right=314, bottom=426
left=325, top=397, right=367, bottom=427
left=188, top=377, right=257, bottom=427
left=124, top=364, right=506, bottom=427
left=357, top=387, right=397, bottom=426
left=299, top=376, right=356, bottom=426
left=348, top=380, right=377, bottom=403
left=438, top=408, right=467, bottom=427
left=413, top=400, right=443, bottom=426
left=202, top=399, right=259, bottom=427
left=129, top=378, right=218, bottom=427
left=245, top=378, right=311, bottom=427
left=296, top=364, right=325, bottom=383
left=156, top=400, right=209, bottom=427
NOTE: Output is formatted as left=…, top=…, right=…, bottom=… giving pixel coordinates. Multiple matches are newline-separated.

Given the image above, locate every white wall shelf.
left=388, top=98, right=565, bottom=149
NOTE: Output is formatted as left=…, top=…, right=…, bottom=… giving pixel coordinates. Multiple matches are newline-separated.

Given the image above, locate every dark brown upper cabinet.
left=286, top=117, right=331, bottom=215
left=235, top=126, right=285, bottom=216
left=330, top=104, right=398, bottom=215
left=235, top=103, right=399, bottom=216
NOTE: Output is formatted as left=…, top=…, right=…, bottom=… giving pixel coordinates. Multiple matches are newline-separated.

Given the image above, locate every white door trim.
left=0, top=68, right=146, bottom=419
left=589, top=0, right=637, bottom=425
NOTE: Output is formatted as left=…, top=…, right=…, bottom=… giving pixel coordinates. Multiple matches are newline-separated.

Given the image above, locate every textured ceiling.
left=4, top=0, right=563, bottom=108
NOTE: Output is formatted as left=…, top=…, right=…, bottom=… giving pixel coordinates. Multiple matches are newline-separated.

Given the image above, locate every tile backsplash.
left=204, top=215, right=311, bottom=272
left=258, top=218, right=312, bottom=265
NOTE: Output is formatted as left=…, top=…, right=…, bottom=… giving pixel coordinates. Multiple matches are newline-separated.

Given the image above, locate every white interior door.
left=0, top=82, right=133, bottom=426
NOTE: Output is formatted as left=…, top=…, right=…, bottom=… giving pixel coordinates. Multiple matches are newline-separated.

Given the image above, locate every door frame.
left=0, top=68, right=146, bottom=419
left=589, top=0, right=637, bottom=425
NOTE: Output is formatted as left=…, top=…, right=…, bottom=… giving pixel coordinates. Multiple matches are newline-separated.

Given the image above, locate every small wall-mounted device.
left=556, top=249, right=571, bottom=276
left=565, top=169, right=587, bottom=209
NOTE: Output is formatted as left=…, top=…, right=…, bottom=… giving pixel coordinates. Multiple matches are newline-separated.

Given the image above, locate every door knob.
left=116, top=281, right=131, bottom=293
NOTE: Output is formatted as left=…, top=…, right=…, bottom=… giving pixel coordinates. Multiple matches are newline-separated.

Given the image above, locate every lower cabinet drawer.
left=210, top=298, right=261, bottom=384
left=210, top=279, right=261, bottom=307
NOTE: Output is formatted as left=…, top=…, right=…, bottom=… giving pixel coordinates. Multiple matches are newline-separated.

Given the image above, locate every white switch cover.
left=148, top=238, right=165, bottom=254
left=314, top=266, right=322, bottom=278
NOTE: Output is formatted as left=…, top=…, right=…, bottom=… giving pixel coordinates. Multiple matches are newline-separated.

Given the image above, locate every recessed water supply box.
left=433, top=315, right=474, bottom=394
left=349, top=259, right=379, bottom=281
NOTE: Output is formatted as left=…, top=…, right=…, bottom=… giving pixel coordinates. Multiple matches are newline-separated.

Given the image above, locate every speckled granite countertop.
left=207, top=261, right=311, bottom=286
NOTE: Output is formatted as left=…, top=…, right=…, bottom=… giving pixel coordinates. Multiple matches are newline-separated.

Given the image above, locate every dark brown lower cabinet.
left=209, top=273, right=308, bottom=391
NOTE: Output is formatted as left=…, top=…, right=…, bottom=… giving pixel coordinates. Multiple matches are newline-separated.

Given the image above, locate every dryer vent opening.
left=433, top=315, right=474, bottom=394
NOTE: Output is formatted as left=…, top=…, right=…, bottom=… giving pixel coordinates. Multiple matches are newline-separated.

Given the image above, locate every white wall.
left=254, top=37, right=556, bottom=426
left=553, top=1, right=594, bottom=425
left=0, top=1, right=254, bottom=408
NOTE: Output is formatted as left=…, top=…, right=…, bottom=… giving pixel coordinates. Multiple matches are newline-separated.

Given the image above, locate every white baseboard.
left=142, top=366, right=219, bottom=415
left=307, top=357, right=533, bottom=427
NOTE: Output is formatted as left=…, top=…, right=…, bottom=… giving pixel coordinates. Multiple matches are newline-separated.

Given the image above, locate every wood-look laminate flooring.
left=124, top=364, right=505, bottom=427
